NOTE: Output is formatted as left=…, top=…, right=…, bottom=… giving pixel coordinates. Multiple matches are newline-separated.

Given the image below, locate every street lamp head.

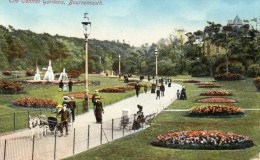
left=155, top=47, right=159, bottom=56
left=82, top=11, right=91, bottom=39
left=118, top=54, right=121, bottom=58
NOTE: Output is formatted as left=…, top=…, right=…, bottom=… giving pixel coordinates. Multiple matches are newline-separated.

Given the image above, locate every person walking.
left=176, top=90, right=180, bottom=99
left=156, top=87, right=160, bottom=100
left=160, top=83, right=165, bottom=97
left=69, top=97, right=76, bottom=122
left=59, top=80, right=63, bottom=92
left=135, top=82, right=141, bottom=97
left=94, top=98, right=104, bottom=123
left=68, top=79, right=73, bottom=92
left=132, top=105, right=145, bottom=130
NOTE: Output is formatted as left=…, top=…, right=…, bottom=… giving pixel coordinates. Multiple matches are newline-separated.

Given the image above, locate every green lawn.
left=65, top=76, right=260, bottom=160
left=0, top=75, right=138, bottom=134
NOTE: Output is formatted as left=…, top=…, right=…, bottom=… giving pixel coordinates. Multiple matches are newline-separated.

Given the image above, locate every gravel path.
left=0, top=82, right=182, bottom=160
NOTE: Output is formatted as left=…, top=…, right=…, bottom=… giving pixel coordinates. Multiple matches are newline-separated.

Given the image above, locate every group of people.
left=59, top=79, right=73, bottom=92
left=177, top=85, right=187, bottom=100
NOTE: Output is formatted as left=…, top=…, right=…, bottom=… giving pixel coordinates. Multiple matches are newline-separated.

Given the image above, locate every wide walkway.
left=0, top=82, right=182, bottom=160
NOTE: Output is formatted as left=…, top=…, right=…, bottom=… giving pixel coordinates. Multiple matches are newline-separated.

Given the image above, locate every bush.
left=187, top=60, right=210, bottom=77
left=68, top=70, right=81, bottom=78
left=253, top=76, right=260, bottom=91
left=26, top=70, right=35, bottom=76
left=216, top=61, right=245, bottom=75
left=2, top=70, right=12, bottom=76
left=247, top=64, right=260, bottom=78
left=214, top=73, right=241, bottom=81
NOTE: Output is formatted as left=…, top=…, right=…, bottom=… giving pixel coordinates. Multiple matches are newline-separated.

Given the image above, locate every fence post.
left=4, top=139, right=7, bottom=160
left=112, top=119, right=114, bottom=140
left=87, top=125, right=90, bottom=149
left=73, top=128, right=75, bottom=155
left=13, top=113, right=16, bottom=132
left=32, top=135, right=35, bottom=160
left=54, top=134, right=57, bottom=160
left=100, top=124, right=102, bottom=145
left=28, top=111, right=30, bottom=128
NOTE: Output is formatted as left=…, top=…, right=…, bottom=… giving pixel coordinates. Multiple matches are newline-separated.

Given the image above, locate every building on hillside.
left=227, top=15, right=250, bottom=29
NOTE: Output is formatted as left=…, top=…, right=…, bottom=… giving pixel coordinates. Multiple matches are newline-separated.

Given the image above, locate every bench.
left=144, top=113, right=157, bottom=126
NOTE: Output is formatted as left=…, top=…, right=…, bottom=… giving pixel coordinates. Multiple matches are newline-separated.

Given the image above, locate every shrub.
left=26, top=70, right=35, bottom=76
left=68, top=70, right=81, bottom=78
left=247, top=64, right=260, bottom=78
left=216, top=61, right=245, bottom=75
left=151, top=130, right=254, bottom=150
left=253, top=76, right=260, bottom=91
left=0, top=80, right=24, bottom=94
left=2, top=70, right=12, bottom=76
left=214, top=73, right=241, bottom=81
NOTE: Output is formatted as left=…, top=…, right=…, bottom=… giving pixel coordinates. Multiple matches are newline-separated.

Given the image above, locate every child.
left=177, top=90, right=180, bottom=99
left=156, top=88, right=160, bottom=100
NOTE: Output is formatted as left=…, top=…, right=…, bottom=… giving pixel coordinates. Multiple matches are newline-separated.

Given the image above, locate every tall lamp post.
left=155, top=47, right=159, bottom=80
left=82, top=11, right=91, bottom=111
left=118, top=54, right=121, bottom=76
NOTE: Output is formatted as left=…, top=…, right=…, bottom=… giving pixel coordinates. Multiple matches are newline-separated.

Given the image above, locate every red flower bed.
left=198, top=97, right=237, bottom=103
left=67, top=92, right=93, bottom=98
left=0, top=80, right=24, bottom=94
left=26, top=70, right=35, bottom=76
left=214, top=73, right=241, bottom=81
left=196, top=83, right=222, bottom=88
left=99, top=87, right=125, bottom=93
left=2, top=70, right=12, bottom=76
left=183, top=80, right=200, bottom=83
left=151, top=130, right=254, bottom=150
left=12, top=98, right=58, bottom=108
left=200, top=90, right=232, bottom=96
left=189, top=105, right=244, bottom=117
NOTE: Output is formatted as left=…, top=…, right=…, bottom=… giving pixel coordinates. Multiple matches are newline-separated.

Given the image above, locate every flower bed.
left=200, top=90, right=232, bottom=96
left=183, top=80, right=200, bottom=83
left=26, top=70, right=35, bottom=76
left=189, top=105, right=244, bottom=117
left=12, top=98, right=58, bottom=109
left=151, top=130, right=254, bottom=150
left=67, top=92, right=93, bottom=98
left=99, top=87, right=125, bottom=93
left=198, top=97, right=237, bottom=103
left=197, top=83, right=222, bottom=88
left=214, top=73, right=241, bottom=81
left=2, top=70, right=12, bottom=76
left=0, top=80, right=24, bottom=94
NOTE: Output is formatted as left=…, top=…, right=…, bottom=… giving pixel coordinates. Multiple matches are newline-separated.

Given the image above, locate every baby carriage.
left=48, top=117, right=59, bottom=132
left=120, top=109, right=131, bottom=130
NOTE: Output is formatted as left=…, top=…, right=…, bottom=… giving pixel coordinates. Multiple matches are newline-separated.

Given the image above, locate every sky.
left=0, top=0, right=260, bottom=47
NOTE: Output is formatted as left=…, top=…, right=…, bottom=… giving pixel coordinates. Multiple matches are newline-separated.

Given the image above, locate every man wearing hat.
left=69, top=97, right=76, bottom=122
left=56, top=104, right=70, bottom=136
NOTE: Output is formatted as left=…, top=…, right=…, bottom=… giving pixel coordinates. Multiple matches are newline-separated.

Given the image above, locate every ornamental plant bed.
left=183, top=80, right=200, bottom=83
left=12, top=97, right=58, bottom=109
left=197, top=83, right=222, bottom=88
left=214, top=73, right=241, bottom=81
left=99, top=87, right=125, bottom=93
left=188, top=105, right=244, bottom=117
left=200, top=90, right=232, bottom=96
left=0, top=80, right=24, bottom=94
left=151, top=130, right=254, bottom=150
left=198, top=97, right=237, bottom=103
left=67, top=92, right=93, bottom=99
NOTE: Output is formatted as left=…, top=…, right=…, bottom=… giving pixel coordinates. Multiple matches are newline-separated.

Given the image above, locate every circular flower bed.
left=12, top=98, right=58, bottom=109
left=214, top=73, right=241, bottom=81
left=189, top=105, right=244, bottom=117
left=200, top=90, right=232, bottom=96
left=151, top=130, right=254, bottom=150
left=67, top=92, right=93, bottom=98
left=198, top=97, right=237, bottom=103
left=196, top=83, right=222, bottom=88
left=183, top=80, right=200, bottom=83
left=0, top=80, right=24, bottom=94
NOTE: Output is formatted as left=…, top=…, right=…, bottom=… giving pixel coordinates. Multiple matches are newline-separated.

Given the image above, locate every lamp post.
left=118, top=54, right=121, bottom=76
left=155, top=47, right=159, bottom=80
left=82, top=11, right=91, bottom=111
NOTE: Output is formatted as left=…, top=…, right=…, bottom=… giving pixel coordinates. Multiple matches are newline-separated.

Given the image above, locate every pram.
left=120, top=109, right=131, bottom=129
left=48, top=117, right=59, bottom=133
